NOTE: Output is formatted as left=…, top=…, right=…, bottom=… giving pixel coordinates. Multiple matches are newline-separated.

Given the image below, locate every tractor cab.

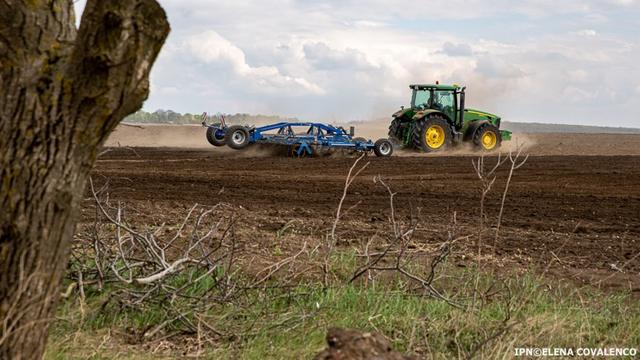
left=410, top=84, right=465, bottom=130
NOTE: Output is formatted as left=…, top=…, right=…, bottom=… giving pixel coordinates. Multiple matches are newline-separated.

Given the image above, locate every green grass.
left=45, top=255, right=640, bottom=360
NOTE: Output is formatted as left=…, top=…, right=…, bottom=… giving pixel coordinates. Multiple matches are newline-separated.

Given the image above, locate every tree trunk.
left=0, top=1, right=169, bottom=358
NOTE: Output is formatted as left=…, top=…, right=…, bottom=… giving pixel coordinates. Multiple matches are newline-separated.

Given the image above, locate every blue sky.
left=74, top=0, right=640, bottom=127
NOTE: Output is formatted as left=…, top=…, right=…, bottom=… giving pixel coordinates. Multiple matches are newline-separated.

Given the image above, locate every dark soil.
left=89, top=146, right=640, bottom=291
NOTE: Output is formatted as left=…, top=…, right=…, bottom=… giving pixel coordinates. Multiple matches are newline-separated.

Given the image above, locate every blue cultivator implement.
left=201, top=112, right=393, bottom=157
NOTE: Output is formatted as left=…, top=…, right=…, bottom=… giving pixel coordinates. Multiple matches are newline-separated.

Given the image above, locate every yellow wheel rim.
left=482, top=131, right=497, bottom=149
left=425, top=125, right=445, bottom=148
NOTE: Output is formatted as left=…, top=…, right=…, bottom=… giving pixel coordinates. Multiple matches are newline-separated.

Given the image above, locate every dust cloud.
left=105, top=123, right=640, bottom=157
left=346, top=118, right=391, bottom=141
left=501, top=133, right=537, bottom=154
left=106, top=124, right=211, bottom=148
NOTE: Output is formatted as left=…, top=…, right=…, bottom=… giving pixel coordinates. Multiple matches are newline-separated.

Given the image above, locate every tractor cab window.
left=433, top=90, right=455, bottom=120
left=412, top=88, right=456, bottom=120
left=412, top=89, right=432, bottom=110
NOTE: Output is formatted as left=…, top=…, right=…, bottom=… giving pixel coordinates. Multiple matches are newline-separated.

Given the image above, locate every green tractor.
left=389, top=83, right=511, bottom=152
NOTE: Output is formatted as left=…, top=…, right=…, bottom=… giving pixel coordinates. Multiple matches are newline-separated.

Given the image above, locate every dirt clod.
left=312, top=328, right=421, bottom=360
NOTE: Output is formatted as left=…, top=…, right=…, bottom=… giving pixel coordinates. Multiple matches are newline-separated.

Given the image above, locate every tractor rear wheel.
left=473, top=123, right=502, bottom=151
left=411, top=116, right=452, bottom=152
left=225, top=125, right=251, bottom=149
left=388, top=117, right=403, bottom=144
left=374, top=139, right=393, bottom=157
left=206, top=124, right=226, bottom=147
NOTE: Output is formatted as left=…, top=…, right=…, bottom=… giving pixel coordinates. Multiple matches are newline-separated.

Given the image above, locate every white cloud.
left=185, top=31, right=324, bottom=96
left=602, top=0, right=637, bottom=4
left=351, top=20, right=388, bottom=28
left=564, top=86, right=598, bottom=101
left=441, top=42, right=473, bottom=57
left=160, top=86, right=179, bottom=94
left=475, top=56, right=526, bottom=79
left=567, top=70, right=588, bottom=83
left=583, top=13, right=609, bottom=23
left=572, top=29, right=598, bottom=37
left=303, top=42, right=374, bottom=70
left=186, top=31, right=248, bottom=73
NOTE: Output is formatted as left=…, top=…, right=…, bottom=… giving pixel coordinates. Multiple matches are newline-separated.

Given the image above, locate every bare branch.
left=324, top=154, right=370, bottom=287
left=492, top=141, right=529, bottom=268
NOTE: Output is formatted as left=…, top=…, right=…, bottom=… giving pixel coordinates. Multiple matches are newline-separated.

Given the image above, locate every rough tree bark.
left=0, top=1, right=169, bottom=358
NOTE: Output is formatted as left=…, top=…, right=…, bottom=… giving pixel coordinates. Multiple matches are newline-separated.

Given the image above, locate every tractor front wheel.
left=225, top=125, right=251, bottom=150
left=473, top=124, right=502, bottom=151
left=412, top=116, right=452, bottom=152
left=206, top=124, right=226, bottom=147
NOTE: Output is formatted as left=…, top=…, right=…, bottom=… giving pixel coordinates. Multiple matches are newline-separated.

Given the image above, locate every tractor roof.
left=410, top=84, right=460, bottom=91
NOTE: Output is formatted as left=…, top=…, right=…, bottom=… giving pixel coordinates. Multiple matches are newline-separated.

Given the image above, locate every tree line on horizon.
left=123, top=109, right=299, bottom=125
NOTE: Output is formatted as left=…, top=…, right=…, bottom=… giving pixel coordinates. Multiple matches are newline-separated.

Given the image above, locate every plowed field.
left=91, top=127, right=640, bottom=291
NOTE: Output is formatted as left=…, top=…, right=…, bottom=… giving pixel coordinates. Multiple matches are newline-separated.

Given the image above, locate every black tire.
left=352, top=137, right=367, bottom=143
left=473, top=123, right=502, bottom=151
left=388, top=117, right=403, bottom=144
left=206, top=124, right=226, bottom=147
left=374, top=139, right=393, bottom=157
left=411, top=115, right=452, bottom=152
left=225, top=125, right=251, bottom=150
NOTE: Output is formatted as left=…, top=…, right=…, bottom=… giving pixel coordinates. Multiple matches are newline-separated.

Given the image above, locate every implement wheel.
left=411, top=115, right=452, bottom=152
left=473, top=123, right=502, bottom=151
left=374, top=139, right=393, bottom=157
left=225, top=125, right=251, bottom=150
left=206, top=124, right=226, bottom=147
